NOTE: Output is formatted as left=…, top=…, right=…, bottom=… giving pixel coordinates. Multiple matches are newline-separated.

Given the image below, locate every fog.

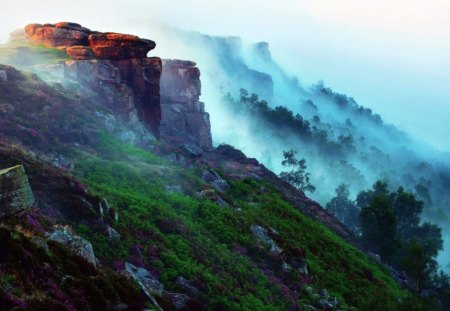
left=1, top=0, right=449, bottom=271
left=1, top=0, right=449, bottom=152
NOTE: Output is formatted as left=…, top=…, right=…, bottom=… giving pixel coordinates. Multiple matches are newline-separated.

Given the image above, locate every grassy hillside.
left=72, top=133, right=410, bottom=310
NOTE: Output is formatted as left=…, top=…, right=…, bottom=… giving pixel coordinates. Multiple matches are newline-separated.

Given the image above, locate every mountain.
left=145, top=26, right=450, bottom=271
left=0, top=22, right=447, bottom=310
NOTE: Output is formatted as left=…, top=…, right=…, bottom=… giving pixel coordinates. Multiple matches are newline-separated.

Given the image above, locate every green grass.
left=72, top=134, right=412, bottom=310
left=0, top=43, right=70, bottom=67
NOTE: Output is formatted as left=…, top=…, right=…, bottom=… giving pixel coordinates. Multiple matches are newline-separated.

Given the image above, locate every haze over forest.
left=1, top=0, right=449, bottom=152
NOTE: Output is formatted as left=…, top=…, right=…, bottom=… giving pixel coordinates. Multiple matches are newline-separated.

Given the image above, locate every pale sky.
left=1, top=0, right=449, bottom=151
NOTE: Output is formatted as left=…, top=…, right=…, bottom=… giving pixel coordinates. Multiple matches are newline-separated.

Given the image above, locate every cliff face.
left=8, top=22, right=212, bottom=145
left=160, top=60, right=212, bottom=148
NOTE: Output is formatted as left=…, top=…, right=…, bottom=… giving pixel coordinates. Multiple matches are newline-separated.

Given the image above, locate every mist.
left=1, top=0, right=449, bottom=273
left=1, top=0, right=449, bottom=152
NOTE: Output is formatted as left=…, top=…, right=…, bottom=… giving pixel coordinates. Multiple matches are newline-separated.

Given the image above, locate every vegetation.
left=279, top=149, right=315, bottom=193
left=67, top=134, right=415, bottom=310
left=325, top=183, right=360, bottom=233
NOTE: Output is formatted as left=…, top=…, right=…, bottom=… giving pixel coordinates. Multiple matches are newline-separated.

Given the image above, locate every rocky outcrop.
left=63, top=57, right=162, bottom=136
left=201, top=169, right=230, bottom=193
left=18, top=23, right=162, bottom=137
left=25, top=22, right=90, bottom=48
left=47, top=225, right=97, bottom=267
left=24, top=23, right=156, bottom=60
left=123, top=262, right=164, bottom=311
left=0, top=165, right=34, bottom=218
left=160, top=60, right=212, bottom=148
left=89, top=33, right=156, bottom=59
left=251, top=225, right=283, bottom=255
left=15, top=23, right=215, bottom=144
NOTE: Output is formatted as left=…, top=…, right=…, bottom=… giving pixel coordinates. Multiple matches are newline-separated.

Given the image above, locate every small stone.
left=167, top=292, right=189, bottom=310
left=165, top=185, right=182, bottom=194
left=0, top=70, right=7, bottom=82
left=175, top=276, right=200, bottom=297
left=281, top=262, right=292, bottom=272
left=31, top=237, right=49, bottom=252
left=107, top=226, right=121, bottom=241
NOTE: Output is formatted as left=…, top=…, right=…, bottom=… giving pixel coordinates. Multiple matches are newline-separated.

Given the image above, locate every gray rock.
left=202, top=170, right=230, bottom=193
left=107, top=226, right=121, bottom=241
left=199, top=189, right=229, bottom=207
left=182, top=144, right=203, bottom=157
left=368, top=251, right=381, bottom=263
left=175, top=276, right=200, bottom=297
left=318, top=299, right=334, bottom=310
left=292, top=257, right=308, bottom=275
left=250, top=225, right=283, bottom=255
left=124, top=262, right=164, bottom=295
left=0, top=70, right=7, bottom=82
left=0, top=165, right=35, bottom=218
left=31, top=237, right=49, bottom=252
left=99, top=198, right=110, bottom=216
left=167, top=292, right=190, bottom=310
left=165, top=185, right=182, bottom=194
left=281, top=262, right=292, bottom=272
left=47, top=225, right=97, bottom=267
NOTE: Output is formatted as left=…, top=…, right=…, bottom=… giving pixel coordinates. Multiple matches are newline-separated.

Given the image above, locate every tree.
left=360, top=196, right=399, bottom=261
left=402, top=240, right=434, bottom=292
left=326, top=183, right=360, bottom=233
left=391, top=187, right=423, bottom=240
left=356, top=180, right=389, bottom=208
left=279, top=149, right=315, bottom=193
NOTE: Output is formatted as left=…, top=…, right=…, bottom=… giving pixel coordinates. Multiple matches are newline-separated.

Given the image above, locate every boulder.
left=88, top=33, right=156, bottom=59
left=202, top=169, right=230, bottom=193
left=47, top=225, right=97, bottom=267
left=199, top=189, right=229, bottom=207
left=175, top=276, right=200, bottom=297
left=166, top=293, right=190, bottom=310
left=0, top=165, right=35, bottom=218
left=123, top=262, right=164, bottom=310
left=106, top=226, right=121, bottom=241
left=251, top=225, right=283, bottom=255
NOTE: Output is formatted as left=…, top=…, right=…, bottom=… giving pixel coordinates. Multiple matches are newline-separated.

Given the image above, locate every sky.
left=1, top=0, right=449, bottom=152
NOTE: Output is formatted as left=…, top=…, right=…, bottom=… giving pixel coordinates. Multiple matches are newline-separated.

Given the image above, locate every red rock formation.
left=25, top=23, right=90, bottom=48
left=89, top=33, right=155, bottom=59
left=66, top=46, right=96, bottom=60
left=160, top=60, right=212, bottom=149
left=24, top=23, right=155, bottom=60
left=18, top=22, right=212, bottom=146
